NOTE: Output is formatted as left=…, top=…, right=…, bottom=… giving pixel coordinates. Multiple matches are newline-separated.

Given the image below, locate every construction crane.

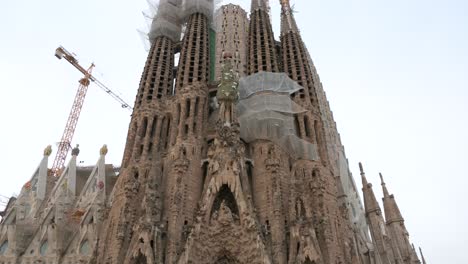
left=51, top=46, right=133, bottom=177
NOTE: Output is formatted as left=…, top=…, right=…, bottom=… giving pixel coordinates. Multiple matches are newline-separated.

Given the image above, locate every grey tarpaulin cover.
left=148, top=0, right=214, bottom=42
left=149, top=0, right=183, bottom=42
left=236, top=72, right=319, bottom=160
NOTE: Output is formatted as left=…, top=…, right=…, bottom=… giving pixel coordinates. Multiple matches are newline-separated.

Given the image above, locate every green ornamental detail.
left=216, top=59, right=239, bottom=102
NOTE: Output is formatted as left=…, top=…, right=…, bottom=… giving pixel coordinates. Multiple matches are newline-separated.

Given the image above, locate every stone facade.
left=0, top=1, right=426, bottom=264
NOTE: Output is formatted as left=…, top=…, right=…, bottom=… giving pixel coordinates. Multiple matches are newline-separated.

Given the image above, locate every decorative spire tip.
left=71, top=144, right=80, bottom=156
left=359, top=162, right=365, bottom=174
left=100, top=144, right=109, bottom=156
left=44, top=145, right=53, bottom=157
left=379, top=173, right=385, bottom=185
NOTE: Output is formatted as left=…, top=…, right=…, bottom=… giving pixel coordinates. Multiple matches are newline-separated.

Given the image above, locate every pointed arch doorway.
left=132, top=253, right=148, bottom=264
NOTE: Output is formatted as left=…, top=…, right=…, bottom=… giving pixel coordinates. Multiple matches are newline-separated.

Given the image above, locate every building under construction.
left=0, top=0, right=427, bottom=263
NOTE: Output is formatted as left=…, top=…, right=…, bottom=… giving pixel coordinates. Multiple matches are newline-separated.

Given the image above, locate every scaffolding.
left=236, top=72, right=319, bottom=160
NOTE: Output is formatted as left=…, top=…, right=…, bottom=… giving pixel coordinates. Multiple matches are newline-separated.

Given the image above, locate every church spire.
left=380, top=173, right=404, bottom=223
left=419, top=247, right=427, bottom=264
left=248, top=0, right=279, bottom=74
left=380, top=173, right=421, bottom=264
left=280, top=0, right=299, bottom=34
left=360, top=163, right=400, bottom=264
left=360, top=163, right=380, bottom=214
left=380, top=173, right=390, bottom=197
left=278, top=1, right=318, bottom=107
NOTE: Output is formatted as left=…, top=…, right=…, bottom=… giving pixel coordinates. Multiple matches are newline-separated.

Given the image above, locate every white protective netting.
left=149, top=0, right=183, bottom=42
left=181, top=0, right=215, bottom=21
left=236, top=72, right=319, bottom=160
left=238, top=72, right=303, bottom=100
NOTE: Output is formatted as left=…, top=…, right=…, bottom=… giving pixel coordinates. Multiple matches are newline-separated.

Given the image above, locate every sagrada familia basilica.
left=0, top=0, right=427, bottom=263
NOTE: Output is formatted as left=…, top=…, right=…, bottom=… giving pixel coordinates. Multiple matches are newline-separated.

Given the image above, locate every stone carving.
left=43, top=145, right=53, bottom=156
left=100, top=144, right=108, bottom=156
left=72, top=144, right=80, bottom=156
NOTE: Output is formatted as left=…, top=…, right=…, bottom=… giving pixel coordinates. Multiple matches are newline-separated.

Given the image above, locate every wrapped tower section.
left=149, top=0, right=183, bottom=42
left=237, top=72, right=319, bottom=160
left=181, top=0, right=215, bottom=21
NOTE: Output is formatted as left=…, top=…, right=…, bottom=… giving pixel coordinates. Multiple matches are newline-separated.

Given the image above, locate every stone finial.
left=419, top=247, right=427, bottom=264
left=359, top=162, right=369, bottom=187
left=43, top=145, right=53, bottom=156
left=379, top=173, right=385, bottom=184
left=380, top=173, right=390, bottom=197
left=100, top=144, right=108, bottom=156
left=71, top=144, right=80, bottom=156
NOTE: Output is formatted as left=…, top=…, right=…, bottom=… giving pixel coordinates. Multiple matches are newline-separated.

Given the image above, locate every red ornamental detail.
left=97, top=181, right=105, bottom=190
left=23, top=181, right=32, bottom=190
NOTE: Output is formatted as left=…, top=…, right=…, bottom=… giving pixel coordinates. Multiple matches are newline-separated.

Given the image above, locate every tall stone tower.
left=0, top=1, right=425, bottom=264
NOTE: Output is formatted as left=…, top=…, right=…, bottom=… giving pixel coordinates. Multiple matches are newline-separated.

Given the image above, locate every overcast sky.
left=0, top=0, right=466, bottom=263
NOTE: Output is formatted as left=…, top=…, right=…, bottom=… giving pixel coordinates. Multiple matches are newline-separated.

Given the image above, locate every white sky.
left=0, top=0, right=467, bottom=263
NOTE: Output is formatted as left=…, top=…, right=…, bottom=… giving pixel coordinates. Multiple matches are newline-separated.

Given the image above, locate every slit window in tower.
left=165, top=117, right=171, bottom=149
left=139, top=144, right=144, bottom=157
left=246, top=161, right=254, bottom=197
left=185, top=99, right=191, bottom=118
left=147, top=143, right=153, bottom=154
left=294, top=115, right=301, bottom=138
left=304, top=116, right=311, bottom=138
left=150, top=116, right=158, bottom=139
left=184, top=124, right=189, bottom=138
left=159, top=117, right=167, bottom=151
left=141, top=117, right=148, bottom=138
left=202, top=161, right=208, bottom=192
left=194, top=97, right=199, bottom=117
left=176, top=104, right=181, bottom=125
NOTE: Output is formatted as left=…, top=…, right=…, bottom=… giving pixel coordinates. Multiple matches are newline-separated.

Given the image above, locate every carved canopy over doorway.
left=131, top=253, right=148, bottom=264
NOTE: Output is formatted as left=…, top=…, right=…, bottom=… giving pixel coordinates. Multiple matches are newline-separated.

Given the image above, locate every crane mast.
left=51, top=46, right=132, bottom=177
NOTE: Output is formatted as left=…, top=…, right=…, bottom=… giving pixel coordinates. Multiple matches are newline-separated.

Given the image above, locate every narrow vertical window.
left=304, top=116, right=311, bottom=138
left=140, top=117, right=148, bottom=138
left=294, top=116, right=301, bottom=138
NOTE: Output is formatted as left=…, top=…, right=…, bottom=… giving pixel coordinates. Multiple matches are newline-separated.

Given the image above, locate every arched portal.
left=304, top=257, right=316, bottom=264
left=211, top=184, right=239, bottom=219
left=132, top=253, right=148, bottom=264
